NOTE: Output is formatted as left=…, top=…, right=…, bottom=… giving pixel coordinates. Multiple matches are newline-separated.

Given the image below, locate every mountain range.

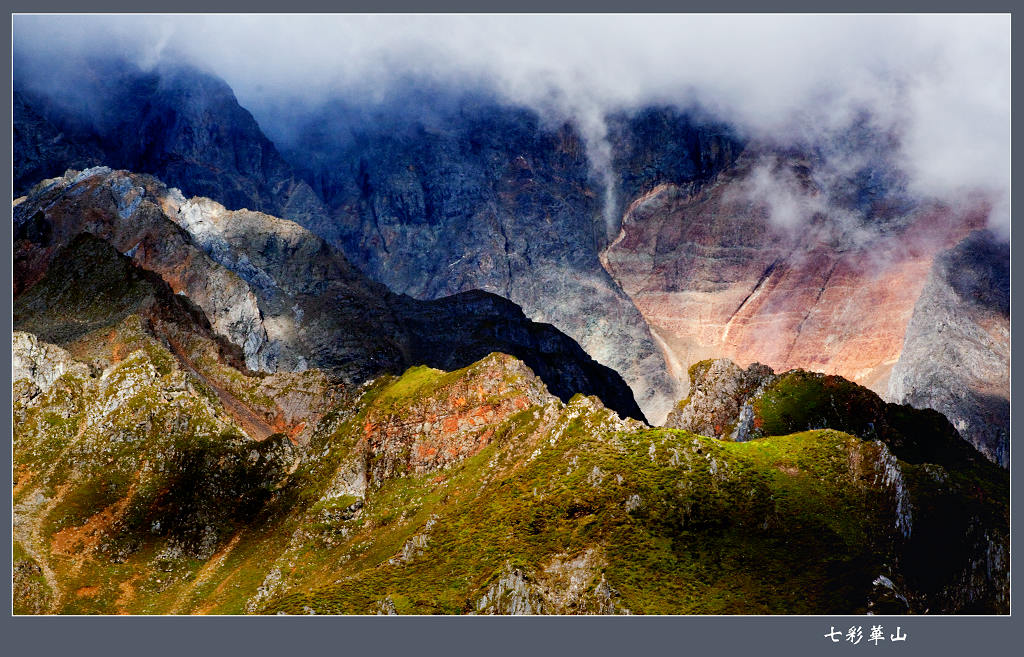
left=11, top=54, right=1010, bottom=614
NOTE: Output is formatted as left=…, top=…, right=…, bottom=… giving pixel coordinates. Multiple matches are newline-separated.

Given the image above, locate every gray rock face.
left=12, top=331, right=91, bottom=394
left=14, top=168, right=644, bottom=422
left=473, top=549, right=627, bottom=615
left=664, top=359, right=775, bottom=441
left=13, top=56, right=327, bottom=232
left=13, top=90, right=106, bottom=196
left=276, top=98, right=740, bottom=424
left=888, top=230, right=1010, bottom=467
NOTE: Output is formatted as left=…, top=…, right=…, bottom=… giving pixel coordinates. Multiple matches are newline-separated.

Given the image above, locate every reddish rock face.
left=601, top=156, right=988, bottom=399
left=362, top=354, right=551, bottom=485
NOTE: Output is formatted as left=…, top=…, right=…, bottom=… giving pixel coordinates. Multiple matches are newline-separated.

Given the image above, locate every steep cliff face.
left=888, top=231, right=1010, bottom=467
left=272, top=99, right=741, bottom=425
left=606, top=106, right=741, bottom=207
left=601, top=149, right=989, bottom=401
left=14, top=167, right=643, bottom=422
left=13, top=56, right=326, bottom=229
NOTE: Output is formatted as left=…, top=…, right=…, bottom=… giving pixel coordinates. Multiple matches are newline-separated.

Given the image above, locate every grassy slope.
left=13, top=337, right=1009, bottom=615
left=263, top=420, right=897, bottom=615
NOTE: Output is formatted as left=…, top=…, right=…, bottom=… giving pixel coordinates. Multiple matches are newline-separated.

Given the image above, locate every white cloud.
left=13, top=14, right=1010, bottom=235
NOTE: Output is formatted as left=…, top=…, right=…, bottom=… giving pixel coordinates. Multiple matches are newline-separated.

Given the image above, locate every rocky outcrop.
left=14, top=169, right=282, bottom=372
left=664, top=359, right=774, bottom=440
left=14, top=167, right=644, bottom=423
left=361, top=354, right=551, bottom=485
left=888, top=230, right=1010, bottom=467
left=474, top=549, right=627, bottom=615
left=667, top=357, right=987, bottom=470
left=601, top=150, right=990, bottom=402
left=12, top=331, right=91, bottom=396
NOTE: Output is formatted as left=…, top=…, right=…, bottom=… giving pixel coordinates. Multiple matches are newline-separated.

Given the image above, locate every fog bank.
left=13, top=14, right=1011, bottom=236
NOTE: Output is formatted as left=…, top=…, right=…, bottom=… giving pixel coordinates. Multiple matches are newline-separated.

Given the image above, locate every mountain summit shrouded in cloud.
left=11, top=14, right=1010, bottom=616
left=13, top=13, right=1010, bottom=237
left=12, top=12, right=1010, bottom=431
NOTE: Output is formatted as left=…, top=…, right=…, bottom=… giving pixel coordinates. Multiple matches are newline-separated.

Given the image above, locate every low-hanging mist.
left=12, top=13, right=1010, bottom=238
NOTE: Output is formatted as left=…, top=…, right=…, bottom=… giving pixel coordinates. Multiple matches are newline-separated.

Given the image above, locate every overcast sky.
left=13, top=13, right=1011, bottom=235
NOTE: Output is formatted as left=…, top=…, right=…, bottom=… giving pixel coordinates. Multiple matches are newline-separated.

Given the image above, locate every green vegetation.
left=14, top=234, right=161, bottom=345
left=12, top=336, right=1009, bottom=615
left=753, top=371, right=883, bottom=438
left=263, top=421, right=898, bottom=615
left=750, top=370, right=986, bottom=469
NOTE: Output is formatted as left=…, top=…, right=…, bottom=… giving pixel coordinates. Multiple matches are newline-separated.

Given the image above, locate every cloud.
left=13, top=14, right=1010, bottom=236
left=727, top=155, right=829, bottom=232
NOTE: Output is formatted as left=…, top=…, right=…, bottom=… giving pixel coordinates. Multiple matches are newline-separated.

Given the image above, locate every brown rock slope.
left=601, top=153, right=990, bottom=400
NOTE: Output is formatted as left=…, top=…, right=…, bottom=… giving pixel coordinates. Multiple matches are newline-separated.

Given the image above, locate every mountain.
left=14, top=167, right=644, bottom=423
left=13, top=55, right=326, bottom=230
left=600, top=146, right=1007, bottom=465
left=271, top=96, right=741, bottom=425
left=888, top=230, right=1010, bottom=467
left=13, top=329, right=1008, bottom=614
left=13, top=55, right=1008, bottom=457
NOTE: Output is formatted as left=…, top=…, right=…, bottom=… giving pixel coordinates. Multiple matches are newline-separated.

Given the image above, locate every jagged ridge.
left=13, top=333, right=1008, bottom=614
left=14, top=167, right=644, bottom=423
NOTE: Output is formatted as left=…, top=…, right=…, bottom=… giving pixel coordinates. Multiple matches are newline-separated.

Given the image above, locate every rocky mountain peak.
left=15, top=166, right=645, bottom=423
left=888, top=230, right=1010, bottom=467
left=664, top=359, right=775, bottom=440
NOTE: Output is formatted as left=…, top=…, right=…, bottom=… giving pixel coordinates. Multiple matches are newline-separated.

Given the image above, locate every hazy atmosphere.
left=12, top=13, right=1012, bottom=619
left=14, top=13, right=1011, bottom=236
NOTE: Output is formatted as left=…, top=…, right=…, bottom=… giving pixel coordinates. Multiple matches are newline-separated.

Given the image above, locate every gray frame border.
left=2, top=3, right=1017, bottom=656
